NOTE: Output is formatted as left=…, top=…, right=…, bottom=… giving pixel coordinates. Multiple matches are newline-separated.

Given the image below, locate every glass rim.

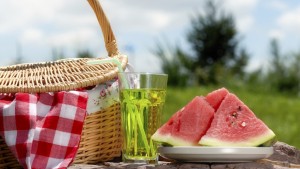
left=118, top=72, right=168, bottom=76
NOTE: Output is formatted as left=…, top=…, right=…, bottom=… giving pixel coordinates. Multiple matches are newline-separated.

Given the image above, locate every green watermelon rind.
left=199, top=130, right=276, bottom=147
left=151, top=132, right=197, bottom=146
left=259, top=136, right=277, bottom=147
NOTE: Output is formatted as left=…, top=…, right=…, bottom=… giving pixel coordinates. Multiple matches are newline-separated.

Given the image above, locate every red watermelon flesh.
left=151, top=96, right=214, bottom=146
left=205, top=87, right=229, bottom=111
left=199, top=93, right=276, bottom=147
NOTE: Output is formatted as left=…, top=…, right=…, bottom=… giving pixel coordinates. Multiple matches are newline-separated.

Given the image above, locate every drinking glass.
left=118, top=72, right=168, bottom=164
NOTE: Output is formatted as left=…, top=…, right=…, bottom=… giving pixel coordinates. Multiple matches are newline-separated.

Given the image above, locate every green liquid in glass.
left=120, top=88, right=166, bottom=162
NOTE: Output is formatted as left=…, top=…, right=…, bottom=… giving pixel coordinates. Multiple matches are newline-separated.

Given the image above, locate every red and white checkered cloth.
left=0, top=91, right=88, bottom=169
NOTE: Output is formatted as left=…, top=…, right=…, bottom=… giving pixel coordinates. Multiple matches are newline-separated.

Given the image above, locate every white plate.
left=159, top=146, right=273, bottom=162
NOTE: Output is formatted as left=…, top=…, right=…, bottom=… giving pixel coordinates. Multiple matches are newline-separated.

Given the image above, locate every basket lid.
left=0, top=0, right=128, bottom=93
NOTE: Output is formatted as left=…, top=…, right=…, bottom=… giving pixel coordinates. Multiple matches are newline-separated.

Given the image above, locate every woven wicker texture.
left=0, top=0, right=125, bottom=167
left=0, top=56, right=127, bottom=93
left=74, top=103, right=122, bottom=164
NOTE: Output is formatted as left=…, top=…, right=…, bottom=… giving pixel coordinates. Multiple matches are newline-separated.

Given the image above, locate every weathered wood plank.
left=69, top=142, right=300, bottom=169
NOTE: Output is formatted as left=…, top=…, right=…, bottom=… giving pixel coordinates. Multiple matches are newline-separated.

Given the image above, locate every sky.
left=0, top=0, right=300, bottom=73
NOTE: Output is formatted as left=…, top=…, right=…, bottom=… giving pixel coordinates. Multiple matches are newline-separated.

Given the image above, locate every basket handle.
left=88, top=0, right=119, bottom=57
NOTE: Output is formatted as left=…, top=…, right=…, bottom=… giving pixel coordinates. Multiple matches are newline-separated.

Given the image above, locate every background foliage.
left=154, top=1, right=300, bottom=95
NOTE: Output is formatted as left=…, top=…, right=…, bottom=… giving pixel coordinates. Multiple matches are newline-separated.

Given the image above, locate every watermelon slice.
left=199, top=93, right=276, bottom=147
left=151, top=96, right=214, bottom=146
left=205, top=87, right=229, bottom=111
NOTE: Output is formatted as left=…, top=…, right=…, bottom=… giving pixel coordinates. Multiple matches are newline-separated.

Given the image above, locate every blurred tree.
left=76, top=49, right=94, bottom=58
left=267, top=39, right=299, bottom=93
left=152, top=41, right=190, bottom=87
left=154, top=0, right=249, bottom=86
left=230, top=49, right=249, bottom=78
left=284, top=51, right=300, bottom=94
left=187, top=0, right=249, bottom=84
left=269, top=39, right=285, bottom=78
left=51, top=48, right=66, bottom=61
left=245, top=68, right=265, bottom=88
left=290, top=52, right=300, bottom=96
left=11, top=42, right=24, bottom=65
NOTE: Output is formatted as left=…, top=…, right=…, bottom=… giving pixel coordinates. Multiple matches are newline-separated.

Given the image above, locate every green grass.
left=162, top=86, right=300, bottom=149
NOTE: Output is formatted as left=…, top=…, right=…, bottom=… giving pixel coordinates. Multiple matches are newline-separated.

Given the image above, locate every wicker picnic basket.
left=0, top=0, right=127, bottom=168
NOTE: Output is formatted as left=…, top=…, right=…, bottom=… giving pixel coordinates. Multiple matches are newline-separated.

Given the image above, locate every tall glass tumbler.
left=118, top=72, right=168, bottom=164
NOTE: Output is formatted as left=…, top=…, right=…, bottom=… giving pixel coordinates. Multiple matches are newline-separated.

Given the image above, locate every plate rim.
left=158, top=146, right=274, bottom=162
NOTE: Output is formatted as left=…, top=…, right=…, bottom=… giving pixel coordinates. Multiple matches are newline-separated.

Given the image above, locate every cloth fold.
left=0, top=91, right=88, bottom=169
